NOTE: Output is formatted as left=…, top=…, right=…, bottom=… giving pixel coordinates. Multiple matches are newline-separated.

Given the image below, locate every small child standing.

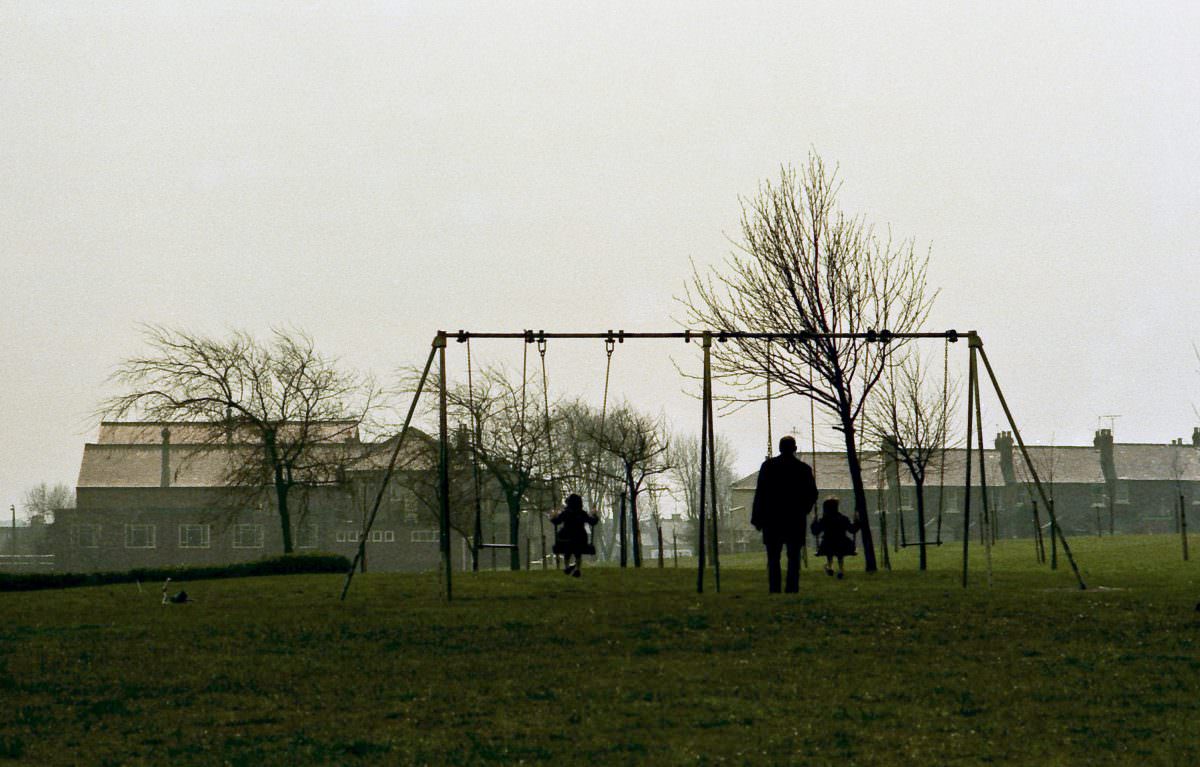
left=550, top=494, right=599, bottom=577
left=810, top=498, right=859, bottom=579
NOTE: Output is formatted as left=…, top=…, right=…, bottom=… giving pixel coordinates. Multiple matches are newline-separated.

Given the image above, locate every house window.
left=296, top=523, right=319, bottom=549
left=233, top=524, right=264, bottom=549
left=383, top=530, right=395, bottom=543
left=335, top=531, right=347, bottom=543
left=370, top=530, right=383, bottom=543
left=125, top=524, right=156, bottom=549
left=71, top=524, right=100, bottom=548
left=178, top=524, right=210, bottom=549
left=411, top=530, right=438, bottom=543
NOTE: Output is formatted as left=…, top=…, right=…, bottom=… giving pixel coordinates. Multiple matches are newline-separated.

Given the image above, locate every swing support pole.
left=973, top=335, right=1087, bottom=590
left=340, top=340, right=438, bottom=601
left=437, top=332, right=453, bottom=601
left=697, top=332, right=711, bottom=594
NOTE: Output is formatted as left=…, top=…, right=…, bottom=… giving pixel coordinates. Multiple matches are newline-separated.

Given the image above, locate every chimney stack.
left=994, top=432, right=1015, bottom=483
left=1193, top=427, right=1200, bottom=448
left=1094, top=428, right=1116, bottom=484
left=160, top=427, right=172, bottom=488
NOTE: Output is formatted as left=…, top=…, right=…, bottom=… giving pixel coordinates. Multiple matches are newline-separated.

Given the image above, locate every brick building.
left=730, top=429, right=1200, bottom=549
left=50, top=421, right=463, bottom=573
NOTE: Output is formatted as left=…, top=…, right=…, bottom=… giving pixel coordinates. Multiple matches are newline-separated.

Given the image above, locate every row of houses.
left=727, top=428, right=1200, bottom=551
left=9, top=422, right=1200, bottom=573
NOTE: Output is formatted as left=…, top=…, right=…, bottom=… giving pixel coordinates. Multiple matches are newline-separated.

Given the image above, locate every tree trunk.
left=507, top=494, right=521, bottom=571
left=915, top=477, right=927, bottom=571
left=840, top=418, right=877, bottom=572
left=628, top=464, right=642, bottom=567
left=618, top=492, right=627, bottom=568
left=275, top=470, right=294, bottom=554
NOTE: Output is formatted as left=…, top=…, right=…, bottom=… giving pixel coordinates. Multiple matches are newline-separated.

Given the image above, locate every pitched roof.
left=733, top=449, right=1005, bottom=492
left=77, top=444, right=249, bottom=488
left=1113, top=444, right=1200, bottom=482
left=96, top=420, right=361, bottom=445
left=1011, top=446, right=1104, bottom=485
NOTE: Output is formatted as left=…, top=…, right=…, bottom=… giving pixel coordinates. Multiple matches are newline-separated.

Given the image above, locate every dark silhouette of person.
left=811, top=497, right=860, bottom=579
left=550, top=493, right=599, bottom=578
left=752, top=435, right=818, bottom=593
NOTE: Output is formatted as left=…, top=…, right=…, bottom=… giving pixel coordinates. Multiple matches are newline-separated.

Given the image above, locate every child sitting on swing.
left=550, top=494, right=599, bottom=577
left=811, top=497, right=860, bottom=579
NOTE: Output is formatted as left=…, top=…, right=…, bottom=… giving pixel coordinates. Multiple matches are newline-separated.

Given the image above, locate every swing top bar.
left=448, top=329, right=967, bottom=343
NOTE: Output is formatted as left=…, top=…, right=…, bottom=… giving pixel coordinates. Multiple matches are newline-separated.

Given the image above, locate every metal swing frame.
left=339, top=328, right=1086, bottom=601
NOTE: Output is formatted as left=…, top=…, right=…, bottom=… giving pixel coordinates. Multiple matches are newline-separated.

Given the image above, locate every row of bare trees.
left=402, top=362, right=695, bottom=569
left=101, top=151, right=945, bottom=571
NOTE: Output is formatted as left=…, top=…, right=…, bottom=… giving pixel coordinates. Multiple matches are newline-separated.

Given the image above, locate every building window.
left=411, top=530, right=438, bottom=543
left=70, top=524, right=100, bottom=548
left=178, top=524, right=210, bottom=549
left=383, top=530, right=395, bottom=542
left=296, top=523, right=319, bottom=549
left=232, top=524, right=264, bottom=549
left=125, top=524, right=156, bottom=549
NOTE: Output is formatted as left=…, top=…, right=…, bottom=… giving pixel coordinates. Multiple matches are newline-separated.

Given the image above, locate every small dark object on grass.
left=161, top=577, right=191, bottom=605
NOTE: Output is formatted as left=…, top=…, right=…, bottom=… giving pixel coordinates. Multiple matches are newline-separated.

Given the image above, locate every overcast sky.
left=3, top=1, right=1198, bottom=519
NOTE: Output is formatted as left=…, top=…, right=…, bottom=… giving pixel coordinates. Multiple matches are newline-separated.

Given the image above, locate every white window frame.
left=370, top=530, right=384, bottom=543
left=71, top=524, right=100, bottom=548
left=178, top=524, right=211, bottom=549
left=383, top=530, right=395, bottom=543
left=125, top=524, right=157, bottom=549
left=411, top=529, right=438, bottom=543
left=232, top=523, right=264, bottom=549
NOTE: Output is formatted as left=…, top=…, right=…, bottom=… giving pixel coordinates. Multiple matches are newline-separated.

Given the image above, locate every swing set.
left=339, top=328, right=1087, bottom=601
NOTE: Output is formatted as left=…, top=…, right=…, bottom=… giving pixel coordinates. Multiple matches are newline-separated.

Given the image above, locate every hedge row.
left=0, top=553, right=351, bottom=592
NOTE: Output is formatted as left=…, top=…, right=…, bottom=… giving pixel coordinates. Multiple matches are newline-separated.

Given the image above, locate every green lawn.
left=2, top=535, right=1199, bottom=765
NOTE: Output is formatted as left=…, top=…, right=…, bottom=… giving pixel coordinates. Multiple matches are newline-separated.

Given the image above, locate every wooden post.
left=525, top=537, right=531, bottom=571
left=538, top=513, right=547, bottom=570
left=672, top=528, right=678, bottom=567
left=973, top=368, right=993, bottom=588
left=975, top=339, right=1086, bottom=589
left=961, top=342, right=976, bottom=588
left=707, top=362, right=721, bottom=593
left=437, top=332, right=453, bottom=602
left=340, top=341, right=438, bottom=601
left=1180, top=494, right=1189, bottom=562
left=1050, top=500, right=1058, bottom=571
left=697, top=332, right=710, bottom=594
left=1031, top=500, right=1045, bottom=564
left=657, top=523, right=664, bottom=568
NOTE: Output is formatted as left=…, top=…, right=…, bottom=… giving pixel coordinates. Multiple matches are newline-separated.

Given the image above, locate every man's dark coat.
left=751, top=453, right=818, bottom=542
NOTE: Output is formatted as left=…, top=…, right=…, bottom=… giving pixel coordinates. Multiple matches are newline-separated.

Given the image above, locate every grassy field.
left=2, top=535, right=1199, bottom=766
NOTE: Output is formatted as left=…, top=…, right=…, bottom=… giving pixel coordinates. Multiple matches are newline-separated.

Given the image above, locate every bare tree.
left=682, top=152, right=934, bottom=571
left=22, top=482, right=75, bottom=524
left=101, top=326, right=380, bottom=554
left=411, top=364, right=557, bottom=570
left=584, top=403, right=672, bottom=567
left=863, top=351, right=959, bottom=570
left=554, top=399, right=623, bottom=560
left=669, top=430, right=737, bottom=554
left=378, top=427, right=489, bottom=569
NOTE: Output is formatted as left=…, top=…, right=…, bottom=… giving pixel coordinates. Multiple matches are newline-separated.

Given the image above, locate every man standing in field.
left=751, top=435, right=819, bottom=593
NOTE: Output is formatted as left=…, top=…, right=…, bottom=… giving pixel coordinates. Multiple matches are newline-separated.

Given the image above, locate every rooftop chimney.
left=994, top=432, right=1015, bottom=483
left=160, top=427, right=172, bottom=488
left=1193, top=427, right=1200, bottom=448
left=1094, top=428, right=1115, bottom=484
